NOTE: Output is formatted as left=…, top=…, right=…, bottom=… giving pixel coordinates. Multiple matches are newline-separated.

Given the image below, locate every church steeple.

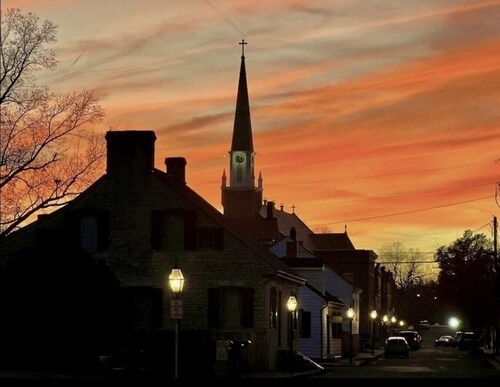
left=221, top=40, right=263, bottom=218
left=231, top=39, right=254, bottom=152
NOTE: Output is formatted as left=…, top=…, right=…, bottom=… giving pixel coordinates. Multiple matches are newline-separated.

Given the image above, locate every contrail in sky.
left=203, top=0, right=246, bottom=36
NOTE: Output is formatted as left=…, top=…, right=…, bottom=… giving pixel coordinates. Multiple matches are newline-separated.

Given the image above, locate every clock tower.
left=221, top=40, right=263, bottom=218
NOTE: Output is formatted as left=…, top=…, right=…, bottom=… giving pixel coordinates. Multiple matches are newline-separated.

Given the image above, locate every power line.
left=296, top=182, right=493, bottom=208
left=314, top=195, right=493, bottom=227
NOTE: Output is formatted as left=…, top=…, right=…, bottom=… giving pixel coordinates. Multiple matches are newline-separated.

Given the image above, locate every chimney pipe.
left=165, top=157, right=187, bottom=184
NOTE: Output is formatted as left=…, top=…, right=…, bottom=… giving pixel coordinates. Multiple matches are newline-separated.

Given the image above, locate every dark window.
left=81, top=214, right=98, bottom=252
left=207, top=287, right=254, bottom=329
left=197, top=228, right=224, bottom=250
left=332, top=321, right=342, bottom=338
left=65, top=211, right=109, bottom=252
left=151, top=210, right=190, bottom=250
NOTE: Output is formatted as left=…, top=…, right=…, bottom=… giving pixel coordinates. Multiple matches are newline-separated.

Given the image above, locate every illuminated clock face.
left=235, top=153, right=245, bottom=163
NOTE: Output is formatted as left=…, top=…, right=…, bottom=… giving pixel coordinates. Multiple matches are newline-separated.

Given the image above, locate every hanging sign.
left=171, top=299, right=183, bottom=319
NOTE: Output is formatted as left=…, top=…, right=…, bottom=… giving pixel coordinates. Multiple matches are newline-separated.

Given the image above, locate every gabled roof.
left=309, top=232, right=356, bottom=250
left=304, top=282, right=346, bottom=307
left=153, top=168, right=304, bottom=285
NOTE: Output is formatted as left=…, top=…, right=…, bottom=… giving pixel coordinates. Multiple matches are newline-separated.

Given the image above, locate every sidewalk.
left=241, top=349, right=385, bottom=379
left=484, top=349, right=500, bottom=372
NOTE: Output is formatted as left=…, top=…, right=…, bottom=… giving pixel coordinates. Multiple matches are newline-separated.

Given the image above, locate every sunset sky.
left=4, top=0, right=499, bottom=268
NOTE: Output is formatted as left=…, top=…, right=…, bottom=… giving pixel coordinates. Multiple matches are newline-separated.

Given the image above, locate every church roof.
left=309, top=232, right=356, bottom=250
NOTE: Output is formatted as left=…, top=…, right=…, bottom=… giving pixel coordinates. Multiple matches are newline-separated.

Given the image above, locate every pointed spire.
left=231, top=39, right=254, bottom=152
left=222, top=169, right=227, bottom=187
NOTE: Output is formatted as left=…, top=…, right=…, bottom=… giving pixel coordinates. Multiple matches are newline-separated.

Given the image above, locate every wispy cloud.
left=4, top=0, right=499, bottom=252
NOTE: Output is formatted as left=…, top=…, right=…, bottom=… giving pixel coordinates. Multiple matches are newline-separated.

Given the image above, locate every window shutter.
left=241, top=287, right=254, bottom=328
left=269, top=287, right=277, bottom=328
left=299, top=310, right=311, bottom=338
left=208, top=288, right=221, bottom=328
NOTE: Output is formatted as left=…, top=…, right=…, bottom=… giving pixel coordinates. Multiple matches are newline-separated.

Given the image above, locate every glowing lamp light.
left=448, top=317, right=460, bottom=329
left=169, top=268, right=185, bottom=293
left=287, top=296, right=297, bottom=312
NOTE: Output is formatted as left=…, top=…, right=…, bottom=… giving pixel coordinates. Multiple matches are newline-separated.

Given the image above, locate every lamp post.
left=287, top=295, right=297, bottom=374
left=391, top=316, right=396, bottom=335
left=169, top=266, right=185, bottom=379
left=347, top=307, right=354, bottom=364
left=382, top=315, right=388, bottom=339
left=370, top=310, right=377, bottom=355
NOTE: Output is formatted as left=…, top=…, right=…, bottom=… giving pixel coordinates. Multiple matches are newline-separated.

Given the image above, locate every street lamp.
left=382, top=315, right=388, bottom=339
left=169, top=266, right=185, bottom=379
left=287, top=295, right=297, bottom=374
left=347, top=307, right=355, bottom=364
left=370, top=310, right=377, bottom=355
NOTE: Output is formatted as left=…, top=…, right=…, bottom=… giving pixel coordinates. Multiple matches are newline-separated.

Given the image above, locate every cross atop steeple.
left=239, top=39, right=247, bottom=57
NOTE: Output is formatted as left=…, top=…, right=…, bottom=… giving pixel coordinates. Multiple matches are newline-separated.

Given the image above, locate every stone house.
left=0, top=130, right=305, bottom=377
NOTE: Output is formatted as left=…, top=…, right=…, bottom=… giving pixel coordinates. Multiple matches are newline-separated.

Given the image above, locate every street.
left=310, top=325, right=500, bottom=379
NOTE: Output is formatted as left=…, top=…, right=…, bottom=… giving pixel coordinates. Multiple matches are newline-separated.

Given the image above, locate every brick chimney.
left=165, top=157, right=187, bottom=184
left=266, top=201, right=275, bottom=219
left=105, top=130, right=156, bottom=177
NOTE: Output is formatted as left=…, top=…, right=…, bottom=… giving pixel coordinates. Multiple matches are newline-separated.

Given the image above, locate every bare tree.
left=312, top=225, right=331, bottom=234
left=378, top=242, right=425, bottom=290
left=0, top=8, right=105, bottom=237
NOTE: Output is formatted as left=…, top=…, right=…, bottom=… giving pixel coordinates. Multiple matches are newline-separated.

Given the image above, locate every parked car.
left=384, top=336, right=410, bottom=358
left=397, top=330, right=422, bottom=350
left=457, top=331, right=482, bottom=351
left=452, top=331, right=462, bottom=348
left=434, top=335, right=454, bottom=347
left=418, top=320, right=430, bottom=330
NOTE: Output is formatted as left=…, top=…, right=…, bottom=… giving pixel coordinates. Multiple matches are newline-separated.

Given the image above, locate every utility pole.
left=494, top=215, right=498, bottom=355
left=494, top=215, right=498, bottom=263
